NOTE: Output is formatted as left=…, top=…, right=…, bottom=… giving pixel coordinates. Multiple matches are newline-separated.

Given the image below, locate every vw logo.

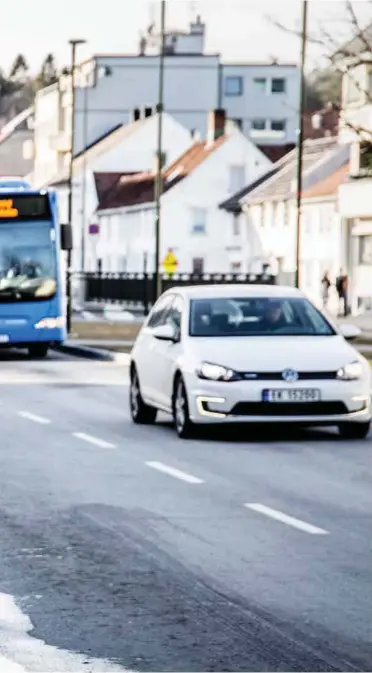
left=282, top=368, right=299, bottom=382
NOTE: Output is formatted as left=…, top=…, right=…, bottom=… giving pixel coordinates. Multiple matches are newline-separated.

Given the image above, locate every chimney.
left=207, top=109, right=226, bottom=145
left=132, top=108, right=141, bottom=122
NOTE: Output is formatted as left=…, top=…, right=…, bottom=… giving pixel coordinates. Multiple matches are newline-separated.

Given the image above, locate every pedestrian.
left=321, top=270, right=331, bottom=309
left=336, top=269, right=348, bottom=317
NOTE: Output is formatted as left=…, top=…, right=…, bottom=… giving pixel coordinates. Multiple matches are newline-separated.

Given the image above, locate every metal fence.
left=81, top=271, right=277, bottom=314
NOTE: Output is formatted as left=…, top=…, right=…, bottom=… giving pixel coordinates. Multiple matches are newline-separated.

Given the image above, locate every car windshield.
left=189, top=296, right=336, bottom=337
left=0, top=221, right=57, bottom=302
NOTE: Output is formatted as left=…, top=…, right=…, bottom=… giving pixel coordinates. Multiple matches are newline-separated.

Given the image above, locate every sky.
left=1, top=0, right=371, bottom=75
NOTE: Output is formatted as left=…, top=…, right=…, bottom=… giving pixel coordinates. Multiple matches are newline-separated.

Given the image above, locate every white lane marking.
left=244, top=503, right=329, bottom=535
left=146, top=460, right=204, bottom=484
left=18, top=411, right=51, bottom=425
left=73, top=432, right=116, bottom=449
left=0, top=592, right=127, bottom=671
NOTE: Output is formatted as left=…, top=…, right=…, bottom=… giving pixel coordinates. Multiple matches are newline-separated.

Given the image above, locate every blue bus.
left=0, top=178, right=72, bottom=358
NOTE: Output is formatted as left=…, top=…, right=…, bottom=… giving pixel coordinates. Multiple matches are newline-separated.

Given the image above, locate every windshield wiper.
left=0, top=287, right=22, bottom=299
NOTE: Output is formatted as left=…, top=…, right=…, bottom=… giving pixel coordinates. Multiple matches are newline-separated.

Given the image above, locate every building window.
left=192, top=257, right=204, bottom=274
left=253, top=77, right=266, bottom=92
left=232, top=215, right=241, bottom=236
left=231, top=118, right=243, bottom=130
left=118, top=256, right=127, bottom=272
left=229, top=165, right=246, bottom=193
left=230, top=261, right=242, bottom=272
left=271, top=77, right=286, bottom=93
left=225, top=76, right=243, bottom=96
left=271, top=119, right=286, bottom=132
left=252, top=119, right=266, bottom=131
left=191, top=207, right=207, bottom=234
left=359, top=235, right=372, bottom=264
left=359, top=141, right=372, bottom=173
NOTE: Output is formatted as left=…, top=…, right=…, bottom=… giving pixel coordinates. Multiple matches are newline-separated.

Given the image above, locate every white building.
left=95, top=110, right=272, bottom=274
left=46, top=111, right=193, bottom=272
left=336, top=23, right=372, bottom=312
left=223, top=138, right=350, bottom=300
left=32, top=15, right=299, bottom=187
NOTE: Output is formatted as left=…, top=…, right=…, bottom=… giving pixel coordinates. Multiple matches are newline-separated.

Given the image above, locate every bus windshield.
left=0, top=221, right=57, bottom=302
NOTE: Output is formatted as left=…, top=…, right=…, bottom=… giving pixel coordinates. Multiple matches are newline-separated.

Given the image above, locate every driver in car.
left=261, top=300, right=287, bottom=331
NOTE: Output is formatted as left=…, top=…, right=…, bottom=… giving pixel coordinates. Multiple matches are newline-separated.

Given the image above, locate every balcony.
left=49, top=132, right=71, bottom=153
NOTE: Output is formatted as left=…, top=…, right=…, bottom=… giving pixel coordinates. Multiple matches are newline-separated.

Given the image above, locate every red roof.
left=258, top=144, right=295, bottom=163
left=302, top=162, right=349, bottom=199
left=96, top=135, right=227, bottom=210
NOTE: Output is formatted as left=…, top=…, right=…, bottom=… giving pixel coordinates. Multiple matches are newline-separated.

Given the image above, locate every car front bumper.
left=184, top=374, right=372, bottom=425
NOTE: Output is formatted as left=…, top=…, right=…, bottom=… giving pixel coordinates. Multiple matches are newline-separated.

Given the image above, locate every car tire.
left=28, top=344, right=49, bottom=359
left=130, top=367, right=157, bottom=425
left=173, top=376, right=194, bottom=439
left=338, top=421, right=371, bottom=440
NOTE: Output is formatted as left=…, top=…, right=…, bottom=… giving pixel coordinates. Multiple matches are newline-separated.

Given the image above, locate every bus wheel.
left=28, top=344, right=49, bottom=359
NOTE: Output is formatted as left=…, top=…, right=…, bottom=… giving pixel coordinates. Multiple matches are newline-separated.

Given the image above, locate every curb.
left=54, top=343, right=131, bottom=364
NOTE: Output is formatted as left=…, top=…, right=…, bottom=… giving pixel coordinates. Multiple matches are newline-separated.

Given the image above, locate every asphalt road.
left=0, top=350, right=371, bottom=672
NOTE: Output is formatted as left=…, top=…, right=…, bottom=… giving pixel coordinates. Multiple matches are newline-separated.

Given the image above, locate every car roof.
left=164, top=284, right=303, bottom=300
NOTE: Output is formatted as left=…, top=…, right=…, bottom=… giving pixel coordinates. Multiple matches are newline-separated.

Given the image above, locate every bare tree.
left=268, top=0, right=372, bottom=139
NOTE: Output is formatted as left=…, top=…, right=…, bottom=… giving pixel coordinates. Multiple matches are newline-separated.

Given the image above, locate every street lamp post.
left=154, top=0, right=166, bottom=302
left=66, top=38, right=86, bottom=333
left=294, top=0, right=308, bottom=289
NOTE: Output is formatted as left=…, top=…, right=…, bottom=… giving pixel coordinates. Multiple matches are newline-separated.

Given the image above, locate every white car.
left=129, top=284, right=371, bottom=439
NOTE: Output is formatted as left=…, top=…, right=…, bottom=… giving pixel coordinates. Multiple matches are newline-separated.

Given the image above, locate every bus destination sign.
left=0, top=199, right=18, bottom=218
left=0, top=194, right=51, bottom=221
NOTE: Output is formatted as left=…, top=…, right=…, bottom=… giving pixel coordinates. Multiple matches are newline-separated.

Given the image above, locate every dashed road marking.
left=18, top=411, right=51, bottom=425
left=73, top=432, right=116, bottom=449
left=146, top=461, right=204, bottom=484
left=244, top=503, right=329, bottom=535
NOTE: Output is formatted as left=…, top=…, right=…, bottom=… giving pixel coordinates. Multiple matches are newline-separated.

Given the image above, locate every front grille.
left=239, top=371, right=337, bottom=381
left=230, top=401, right=349, bottom=417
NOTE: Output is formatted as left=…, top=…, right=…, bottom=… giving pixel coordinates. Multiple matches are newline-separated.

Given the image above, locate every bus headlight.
left=34, top=317, right=65, bottom=329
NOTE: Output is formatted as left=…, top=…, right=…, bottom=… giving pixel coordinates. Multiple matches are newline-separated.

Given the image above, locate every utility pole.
left=66, top=38, right=86, bottom=333
left=154, top=0, right=166, bottom=301
left=294, top=0, right=308, bottom=289
left=81, top=77, right=89, bottom=272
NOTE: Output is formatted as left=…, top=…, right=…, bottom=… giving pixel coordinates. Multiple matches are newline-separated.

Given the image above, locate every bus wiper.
left=0, top=287, right=22, bottom=299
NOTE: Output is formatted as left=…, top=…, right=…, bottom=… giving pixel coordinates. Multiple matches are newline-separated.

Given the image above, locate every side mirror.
left=61, top=223, right=73, bottom=251
left=152, top=324, right=177, bottom=341
left=339, top=323, right=361, bottom=341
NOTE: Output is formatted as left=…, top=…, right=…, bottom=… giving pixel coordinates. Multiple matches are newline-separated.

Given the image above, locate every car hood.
left=185, top=335, right=361, bottom=372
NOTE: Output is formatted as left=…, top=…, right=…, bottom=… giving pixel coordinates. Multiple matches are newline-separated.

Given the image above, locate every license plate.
left=0, top=334, right=9, bottom=343
left=262, top=388, right=321, bottom=402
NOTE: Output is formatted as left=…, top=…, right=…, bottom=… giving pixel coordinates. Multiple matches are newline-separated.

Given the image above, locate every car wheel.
left=173, top=376, right=194, bottom=439
left=28, top=344, right=49, bottom=359
left=338, top=421, right=370, bottom=440
left=130, top=367, right=157, bottom=425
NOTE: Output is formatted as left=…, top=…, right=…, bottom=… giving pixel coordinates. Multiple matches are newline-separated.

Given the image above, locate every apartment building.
left=32, top=15, right=299, bottom=186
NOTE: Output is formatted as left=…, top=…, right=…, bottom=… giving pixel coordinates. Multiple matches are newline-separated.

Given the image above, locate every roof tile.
left=302, top=162, right=349, bottom=199
left=96, top=135, right=227, bottom=210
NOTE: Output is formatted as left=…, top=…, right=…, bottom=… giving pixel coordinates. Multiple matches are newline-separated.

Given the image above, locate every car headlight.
left=34, top=317, right=65, bottom=329
left=196, top=362, right=239, bottom=382
left=336, top=361, right=363, bottom=381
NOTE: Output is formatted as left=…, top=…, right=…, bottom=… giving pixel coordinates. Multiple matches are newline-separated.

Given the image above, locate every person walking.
left=321, top=270, right=331, bottom=309
left=336, top=269, right=348, bottom=317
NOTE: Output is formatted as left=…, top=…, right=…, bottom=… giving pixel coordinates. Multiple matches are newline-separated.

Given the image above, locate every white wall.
left=33, top=84, right=61, bottom=186
left=72, top=56, right=299, bottom=153
left=300, top=200, right=343, bottom=308
left=243, top=196, right=344, bottom=308
left=96, top=129, right=272, bottom=273
left=74, top=55, right=220, bottom=153
left=55, top=113, right=193, bottom=272
left=222, top=64, right=299, bottom=145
